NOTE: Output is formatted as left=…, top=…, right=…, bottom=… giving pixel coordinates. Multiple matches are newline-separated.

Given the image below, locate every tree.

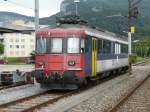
left=30, top=51, right=35, bottom=60
left=0, top=43, right=4, bottom=54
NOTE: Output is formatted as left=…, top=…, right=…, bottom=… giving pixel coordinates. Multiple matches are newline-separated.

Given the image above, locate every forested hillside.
left=40, top=0, right=150, bottom=39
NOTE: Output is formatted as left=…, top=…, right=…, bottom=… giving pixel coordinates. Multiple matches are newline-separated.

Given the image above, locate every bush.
left=6, top=57, right=26, bottom=64
left=131, top=54, right=137, bottom=63
left=0, top=43, right=4, bottom=54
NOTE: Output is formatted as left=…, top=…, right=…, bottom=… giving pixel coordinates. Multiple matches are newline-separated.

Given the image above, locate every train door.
left=92, top=38, right=97, bottom=77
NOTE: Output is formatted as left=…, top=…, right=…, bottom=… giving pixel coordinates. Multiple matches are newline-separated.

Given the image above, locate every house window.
left=21, top=45, right=25, bottom=48
left=10, top=45, right=13, bottom=48
left=16, top=39, right=19, bottom=42
left=16, top=45, right=19, bottom=48
left=21, top=39, right=25, bottom=42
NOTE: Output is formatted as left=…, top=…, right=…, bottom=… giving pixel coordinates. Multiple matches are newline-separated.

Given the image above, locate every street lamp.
left=74, top=0, right=80, bottom=15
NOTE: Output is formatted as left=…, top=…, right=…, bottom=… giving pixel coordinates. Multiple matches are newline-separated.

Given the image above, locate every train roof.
left=37, top=24, right=128, bottom=44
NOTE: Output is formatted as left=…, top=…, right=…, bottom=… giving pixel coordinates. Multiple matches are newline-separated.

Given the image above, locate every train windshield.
left=51, top=38, right=63, bottom=53
left=67, top=37, right=80, bottom=53
left=36, top=38, right=46, bottom=53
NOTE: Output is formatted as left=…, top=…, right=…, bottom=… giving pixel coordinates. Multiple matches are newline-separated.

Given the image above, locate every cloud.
left=0, top=2, right=34, bottom=16
left=0, top=0, right=63, bottom=17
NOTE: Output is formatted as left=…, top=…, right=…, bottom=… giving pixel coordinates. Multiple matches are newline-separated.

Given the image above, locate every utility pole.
left=128, top=0, right=142, bottom=74
left=128, top=0, right=133, bottom=74
left=34, top=0, right=39, bottom=85
left=35, top=0, right=39, bottom=32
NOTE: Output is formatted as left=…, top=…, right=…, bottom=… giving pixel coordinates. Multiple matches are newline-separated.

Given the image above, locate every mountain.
left=0, top=11, right=34, bottom=23
left=40, top=0, right=150, bottom=39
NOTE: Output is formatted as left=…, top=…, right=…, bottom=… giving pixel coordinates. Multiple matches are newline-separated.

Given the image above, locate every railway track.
left=0, top=90, right=76, bottom=112
left=0, top=62, right=149, bottom=112
left=0, top=83, right=27, bottom=91
left=0, top=72, right=123, bottom=112
left=109, top=72, right=150, bottom=112
left=133, top=59, right=150, bottom=66
left=109, top=61, right=150, bottom=112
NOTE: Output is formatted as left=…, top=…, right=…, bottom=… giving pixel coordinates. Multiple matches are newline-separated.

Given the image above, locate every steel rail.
left=132, top=60, right=150, bottom=66
left=22, top=91, right=77, bottom=112
left=0, top=91, right=49, bottom=108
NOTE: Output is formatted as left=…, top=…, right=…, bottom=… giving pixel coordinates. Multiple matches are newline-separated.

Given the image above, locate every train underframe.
left=33, top=66, right=129, bottom=90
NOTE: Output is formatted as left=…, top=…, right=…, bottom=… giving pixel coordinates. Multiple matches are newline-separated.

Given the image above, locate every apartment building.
left=0, top=23, right=35, bottom=58
left=3, top=32, right=35, bottom=57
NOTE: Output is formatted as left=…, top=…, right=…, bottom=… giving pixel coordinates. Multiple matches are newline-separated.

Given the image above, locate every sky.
left=0, top=0, right=64, bottom=17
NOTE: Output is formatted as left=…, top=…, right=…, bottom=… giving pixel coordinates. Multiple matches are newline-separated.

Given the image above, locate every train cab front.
left=33, top=29, right=86, bottom=89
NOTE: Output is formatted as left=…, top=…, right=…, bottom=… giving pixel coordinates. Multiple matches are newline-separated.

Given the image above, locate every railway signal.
left=128, top=0, right=142, bottom=74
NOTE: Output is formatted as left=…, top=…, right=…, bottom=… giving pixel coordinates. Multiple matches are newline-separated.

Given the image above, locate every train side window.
left=81, top=39, right=85, bottom=53
left=121, top=44, right=128, bottom=53
left=115, top=43, right=120, bottom=54
left=98, top=39, right=102, bottom=53
left=46, top=38, right=51, bottom=53
left=103, top=40, right=111, bottom=54
left=85, top=38, right=89, bottom=53
left=118, top=44, right=121, bottom=54
left=115, top=43, right=117, bottom=54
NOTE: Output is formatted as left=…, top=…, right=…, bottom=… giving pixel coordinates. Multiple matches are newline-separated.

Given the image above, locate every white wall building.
left=0, top=34, right=4, bottom=43
left=3, top=32, right=35, bottom=57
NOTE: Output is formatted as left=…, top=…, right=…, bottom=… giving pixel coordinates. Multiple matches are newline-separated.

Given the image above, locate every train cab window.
left=51, top=38, right=63, bottom=53
left=103, top=40, right=111, bottom=54
left=81, top=39, right=85, bottom=53
left=36, top=38, right=46, bottom=53
left=67, top=37, right=79, bottom=53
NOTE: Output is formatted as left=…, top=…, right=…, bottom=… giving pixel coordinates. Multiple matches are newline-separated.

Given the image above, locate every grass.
left=134, top=56, right=150, bottom=63
left=5, top=57, right=26, bottom=64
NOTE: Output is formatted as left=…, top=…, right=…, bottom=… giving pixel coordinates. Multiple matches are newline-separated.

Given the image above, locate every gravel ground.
left=0, top=84, right=47, bottom=105
left=36, top=65, right=150, bottom=112
left=115, top=76, right=150, bottom=112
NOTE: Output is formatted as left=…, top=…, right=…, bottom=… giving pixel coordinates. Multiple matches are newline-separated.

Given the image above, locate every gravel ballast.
left=115, top=75, right=150, bottom=112
left=0, top=84, right=47, bottom=105
left=37, top=65, right=150, bottom=112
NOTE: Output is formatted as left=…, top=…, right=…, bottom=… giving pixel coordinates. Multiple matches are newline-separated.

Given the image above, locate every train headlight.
left=68, top=60, right=76, bottom=66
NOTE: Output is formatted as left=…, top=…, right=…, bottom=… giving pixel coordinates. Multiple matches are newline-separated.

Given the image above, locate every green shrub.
left=131, top=54, right=137, bottom=63
left=0, top=43, right=4, bottom=54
